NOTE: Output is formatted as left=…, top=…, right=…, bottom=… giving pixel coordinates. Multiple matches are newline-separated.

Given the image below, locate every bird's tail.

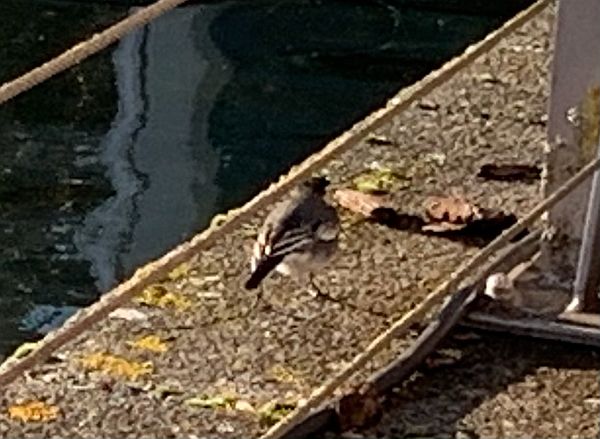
left=244, top=255, right=283, bottom=289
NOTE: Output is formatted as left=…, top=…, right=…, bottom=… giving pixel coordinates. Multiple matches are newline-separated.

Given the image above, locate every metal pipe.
left=572, top=135, right=600, bottom=312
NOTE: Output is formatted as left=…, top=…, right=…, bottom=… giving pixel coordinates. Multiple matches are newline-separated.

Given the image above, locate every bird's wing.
left=267, top=225, right=315, bottom=258
left=245, top=224, right=314, bottom=290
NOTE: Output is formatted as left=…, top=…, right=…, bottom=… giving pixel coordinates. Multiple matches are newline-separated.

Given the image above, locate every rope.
left=0, top=0, right=192, bottom=106
left=259, top=155, right=600, bottom=439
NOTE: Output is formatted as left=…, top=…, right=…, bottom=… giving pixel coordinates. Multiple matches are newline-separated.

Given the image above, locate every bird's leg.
left=308, top=273, right=325, bottom=299
left=308, top=274, right=389, bottom=319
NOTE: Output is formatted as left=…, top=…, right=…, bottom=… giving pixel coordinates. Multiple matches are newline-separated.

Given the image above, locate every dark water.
left=0, top=0, right=532, bottom=357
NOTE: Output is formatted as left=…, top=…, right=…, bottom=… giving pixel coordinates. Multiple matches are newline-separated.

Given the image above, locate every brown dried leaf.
left=333, top=189, right=389, bottom=217
left=338, top=387, right=381, bottom=430
left=477, top=164, right=541, bottom=182
left=424, top=195, right=480, bottom=224
left=8, top=401, right=59, bottom=422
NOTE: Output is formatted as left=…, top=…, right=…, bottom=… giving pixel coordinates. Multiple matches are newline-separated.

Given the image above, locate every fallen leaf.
left=8, top=401, right=59, bottom=422
left=421, top=222, right=467, bottom=232
left=424, top=195, right=480, bottom=225
left=108, top=308, right=148, bottom=322
left=258, top=401, right=297, bottom=427
left=3, top=342, right=39, bottom=363
left=79, top=353, right=153, bottom=380
left=135, top=285, right=191, bottom=310
left=338, top=387, right=381, bottom=430
left=267, top=364, right=306, bottom=385
left=167, top=262, right=192, bottom=281
left=352, top=167, right=403, bottom=194
left=185, top=394, right=237, bottom=409
left=127, top=335, right=168, bottom=353
left=210, top=213, right=228, bottom=228
left=477, top=164, right=541, bottom=182
left=333, top=189, right=389, bottom=217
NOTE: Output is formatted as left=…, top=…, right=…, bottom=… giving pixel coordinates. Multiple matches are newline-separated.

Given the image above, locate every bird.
left=244, top=176, right=340, bottom=293
left=484, top=270, right=570, bottom=316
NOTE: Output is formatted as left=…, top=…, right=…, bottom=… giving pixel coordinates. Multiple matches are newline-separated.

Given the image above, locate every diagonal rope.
left=0, top=0, right=192, bottom=106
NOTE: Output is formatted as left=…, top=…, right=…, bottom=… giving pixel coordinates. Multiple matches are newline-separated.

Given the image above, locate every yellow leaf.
left=2, top=342, right=39, bottom=367
left=79, top=353, right=153, bottom=380
left=258, top=400, right=296, bottom=427
left=135, top=285, right=191, bottom=310
left=353, top=167, right=404, bottom=194
left=210, top=213, right=228, bottom=228
left=167, top=262, right=191, bottom=281
left=267, top=365, right=305, bottom=385
left=185, top=394, right=237, bottom=409
left=8, top=401, right=59, bottom=422
left=127, top=335, right=168, bottom=353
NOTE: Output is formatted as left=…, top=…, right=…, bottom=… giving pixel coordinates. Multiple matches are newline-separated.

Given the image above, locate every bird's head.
left=484, top=273, right=515, bottom=302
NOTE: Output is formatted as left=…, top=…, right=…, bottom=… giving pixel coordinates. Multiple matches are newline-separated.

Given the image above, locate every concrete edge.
left=0, top=0, right=550, bottom=388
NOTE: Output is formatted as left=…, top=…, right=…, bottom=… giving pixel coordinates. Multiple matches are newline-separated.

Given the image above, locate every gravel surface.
left=1, top=4, right=598, bottom=439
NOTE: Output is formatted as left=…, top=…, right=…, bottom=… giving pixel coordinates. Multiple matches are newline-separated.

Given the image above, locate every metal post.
left=543, top=0, right=600, bottom=304
left=571, top=134, right=600, bottom=312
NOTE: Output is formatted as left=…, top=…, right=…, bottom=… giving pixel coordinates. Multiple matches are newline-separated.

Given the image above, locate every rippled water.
left=0, top=0, right=531, bottom=357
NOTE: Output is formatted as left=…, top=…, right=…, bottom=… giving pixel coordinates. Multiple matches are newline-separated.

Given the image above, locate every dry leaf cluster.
left=135, top=285, right=191, bottom=310
left=79, top=352, right=153, bottom=380
left=127, top=335, right=169, bottom=353
left=8, top=401, right=59, bottom=422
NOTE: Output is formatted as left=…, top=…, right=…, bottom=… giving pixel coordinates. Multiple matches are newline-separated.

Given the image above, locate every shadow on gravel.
left=350, top=332, right=600, bottom=438
left=368, top=207, right=527, bottom=248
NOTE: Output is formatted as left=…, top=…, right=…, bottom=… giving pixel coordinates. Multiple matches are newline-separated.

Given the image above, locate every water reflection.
left=0, top=0, right=531, bottom=356
left=76, top=6, right=227, bottom=291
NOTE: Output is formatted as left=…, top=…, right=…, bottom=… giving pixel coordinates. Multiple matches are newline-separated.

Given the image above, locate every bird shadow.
left=367, top=207, right=528, bottom=247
